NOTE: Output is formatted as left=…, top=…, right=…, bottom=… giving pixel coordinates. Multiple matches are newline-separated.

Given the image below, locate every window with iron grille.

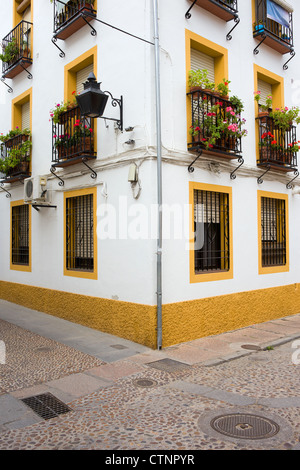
left=65, top=193, right=94, bottom=272
left=261, top=196, right=286, bottom=267
left=194, top=189, right=230, bottom=273
left=11, top=204, right=29, bottom=266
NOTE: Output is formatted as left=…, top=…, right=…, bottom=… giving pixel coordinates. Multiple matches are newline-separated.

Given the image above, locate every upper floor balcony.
left=253, top=0, right=294, bottom=55
left=52, top=104, right=96, bottom=168
left=186, top=0, right=238, bottom=21
left=187, top=88, right=246, bottom=160
left=257, top=115, right=298, bottom=171
left=53, top=0, right=97, bottom=40
left=0, top=131, right=31, bottom=183
left=0, top=20, right=32, bottom=79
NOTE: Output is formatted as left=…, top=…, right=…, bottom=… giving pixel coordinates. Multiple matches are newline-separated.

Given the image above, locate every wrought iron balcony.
left=1, top=21, right=32, bottom=79
left=187, top=89, right=244, bottom=159
left=53, top=0, right=96, bottom=40
left=0, top=134, right=31, bottom=183
left=52, top=104, right=96, bottom=167
left=186, top=0, right=238, bottom=21
left=257, top=115, right=298, bottom=171
left=253, top=0, right=294, bottom=55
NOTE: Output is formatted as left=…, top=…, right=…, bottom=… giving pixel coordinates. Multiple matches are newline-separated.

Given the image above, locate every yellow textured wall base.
left=0, top=281, right=157, bottom=349
left=0, top=281, right=300, bottom=349
left=162, top=284, right=300, bottom=347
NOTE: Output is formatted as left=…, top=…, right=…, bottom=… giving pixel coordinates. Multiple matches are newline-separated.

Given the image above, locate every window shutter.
left=76, top=64, right=94, bottom=95
left=190, top=49, right=215, bottom=82
left=257, top=79, right=272, bottom=108
left=21, top=101, right=30, bottom=131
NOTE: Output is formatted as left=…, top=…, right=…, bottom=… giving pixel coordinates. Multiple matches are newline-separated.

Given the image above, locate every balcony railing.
left=1, top=21, right=32, bottom=79
left=52, top=105, right=96, bottom=167
left=53, top=0, right=96, bottom=40
left=253, top=0, right=293, bottom=54
left=186, top=0, right=238, bottom=21
left=0, top=134, right=31, bottom=183
left=257, top=115, right=298, bottom=171
left=187, top=89, right=243, bottom=159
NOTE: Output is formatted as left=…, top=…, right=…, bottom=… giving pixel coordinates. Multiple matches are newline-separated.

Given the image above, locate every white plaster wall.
left=0, top=1, right=300, bottom=307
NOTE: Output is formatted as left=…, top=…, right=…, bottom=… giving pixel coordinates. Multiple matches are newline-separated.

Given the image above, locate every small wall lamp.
left=76, top=73, right=123, bottom=131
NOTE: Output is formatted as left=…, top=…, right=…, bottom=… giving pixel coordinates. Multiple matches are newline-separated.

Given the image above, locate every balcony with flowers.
left=0, top=128, right=32, bottom=183
left=0, top=20, right=32, bottom=79
left=187, top=71, right=247, bottom=160
left=51, top=98, right=96, bottom=168
left=255, top=92, right=299, bottom=171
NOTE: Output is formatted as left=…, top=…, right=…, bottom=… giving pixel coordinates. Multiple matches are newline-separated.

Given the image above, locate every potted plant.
left=189, top=101, right=247, bottom=152
left=269, top=106, right=300, bottom=132
left=216, top=78, right=231, bottom=99
left=229, top=95, right=244, bottom=114
left=254, top=91, right=272, bottom=120
left=50, top=100, right=70, bottom=124
left=188, top=69, right=215, bottom=93
left=0, top=37, right=20, bottom=65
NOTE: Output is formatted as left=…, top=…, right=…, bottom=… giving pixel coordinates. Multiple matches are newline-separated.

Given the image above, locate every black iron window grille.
left=53, top=0, right=96, bottom=36
left=254, top=0, right=293, bottom=49
left=257, top=116, right=298, bottom=170
left=66, top=193, right=94, bottom=272
left=194, top=189, right=230, bottom=273
left=0, top=134, right=31, bottom=183
left=261, top=196, right=286, bottom=267
left=12, top=204, right=29, bottom=266
left=187, top=89, right=243, bottom=157
left=52, top=105, right=96, bottom=165
left=1, top=20, right=32, bottom=79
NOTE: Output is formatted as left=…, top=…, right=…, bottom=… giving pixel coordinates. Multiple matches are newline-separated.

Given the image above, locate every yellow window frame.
left=185, top=29, right=228, bottom=147
left=10, top=200, right=31, bottom=272
left=189, top=182, right=233, bottom=283
left=64, top=187, right=98, bottom=280
left=257, top=190, right=289, bottom=274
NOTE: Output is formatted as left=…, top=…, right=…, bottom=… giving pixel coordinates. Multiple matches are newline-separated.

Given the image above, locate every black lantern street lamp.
left=76, top=73, right=123, bottom=130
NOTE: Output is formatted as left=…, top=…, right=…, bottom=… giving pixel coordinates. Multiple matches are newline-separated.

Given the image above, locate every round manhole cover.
left=133, top=378, right=158, bottom=388
left=210, top=413, right=280, bottom=440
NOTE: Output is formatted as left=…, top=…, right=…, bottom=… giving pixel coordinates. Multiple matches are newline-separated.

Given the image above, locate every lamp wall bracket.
left=102, top=93, right=123, bottom=131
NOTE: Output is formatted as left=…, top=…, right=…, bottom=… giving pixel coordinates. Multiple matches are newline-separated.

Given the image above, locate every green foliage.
left=0, top=37, right=20, bottom=64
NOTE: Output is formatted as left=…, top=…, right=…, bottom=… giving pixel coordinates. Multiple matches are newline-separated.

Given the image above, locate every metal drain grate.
left=146, top=358, right=190, bottom=373
left=133, top=378, right=158, bottom=388
left=210, top=413, right=280, bottom=440
left=21, top=393, right=72, bottom=420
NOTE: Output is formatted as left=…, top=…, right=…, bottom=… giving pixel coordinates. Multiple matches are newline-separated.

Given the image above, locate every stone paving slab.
left=0, top=394, right=42, bottom=432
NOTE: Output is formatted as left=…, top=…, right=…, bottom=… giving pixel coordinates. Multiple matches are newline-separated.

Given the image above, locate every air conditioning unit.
left=24, top=176, right=49, bottom=204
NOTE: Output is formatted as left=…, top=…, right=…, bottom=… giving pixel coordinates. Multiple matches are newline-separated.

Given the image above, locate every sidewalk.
left=0, top=298, right=300, bottom=450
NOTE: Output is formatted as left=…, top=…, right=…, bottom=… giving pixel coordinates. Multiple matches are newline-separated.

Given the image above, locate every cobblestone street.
left=0, top=300, right=300, bottom=451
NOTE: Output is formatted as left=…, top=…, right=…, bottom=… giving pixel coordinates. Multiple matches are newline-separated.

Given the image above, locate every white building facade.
left=0, top=0, right=300, bottom=349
